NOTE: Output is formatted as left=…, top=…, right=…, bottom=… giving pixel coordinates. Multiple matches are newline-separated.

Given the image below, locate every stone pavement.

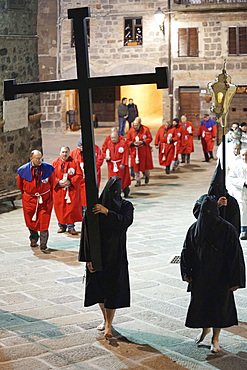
left=0, top=127, right=247, bottom=370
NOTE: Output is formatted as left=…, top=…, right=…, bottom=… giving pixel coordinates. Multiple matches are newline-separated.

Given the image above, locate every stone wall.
left=37, top=0, right=62, bottom=132
left=0, top=0, right=41, bottom=194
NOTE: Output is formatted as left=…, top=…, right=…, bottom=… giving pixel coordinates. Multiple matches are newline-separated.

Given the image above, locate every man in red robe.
left=155, top=121, right=177, bottom=174
left=52, top=146, right=83, bottom=235
left=197, top=114, right=217, bottom=162
left=17, top=150, right=55, bottom=252
left=70, top=137, right=104, bottom=216
left=180, top=114, right=195, bottom=164
left=172, top=118, right=185, bottom=170
left=102, top=131, right=131, bottom=197
left=126, top=117, right=153, bottom=186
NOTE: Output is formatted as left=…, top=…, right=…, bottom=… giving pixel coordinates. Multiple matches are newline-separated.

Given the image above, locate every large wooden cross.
left=4, top=7, right=168, bottom=271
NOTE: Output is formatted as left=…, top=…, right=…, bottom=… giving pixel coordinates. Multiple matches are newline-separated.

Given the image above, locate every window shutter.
left=178, top=28, right=188, bottom=57
left=189, top=28, right=198, bottom=57
left=239, top=27, right=247, bottom=55
left=228, top=27, right=237, bottom=55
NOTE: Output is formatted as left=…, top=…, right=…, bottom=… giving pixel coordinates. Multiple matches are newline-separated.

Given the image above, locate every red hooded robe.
left=102, top=137, right=131, bottom=189
left=126, top=125, right=153, bottom=172
left=17, top=163, right=55, bottom=231
left=51, top=156, right=83, bottom=224
left=155, top=125, right=178, bottom=166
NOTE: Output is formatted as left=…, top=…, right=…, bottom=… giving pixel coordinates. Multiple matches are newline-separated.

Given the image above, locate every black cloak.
left=181, top=196, right=245, bottom=328
left=193, top=160, right=241, bottom=236
left=79, top=176, right=134, bottom=309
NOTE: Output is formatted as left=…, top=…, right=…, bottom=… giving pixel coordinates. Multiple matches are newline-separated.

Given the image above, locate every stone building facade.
left=0, top=0, right=41, bottom=195
left=38, top=0, right=247, bottom=134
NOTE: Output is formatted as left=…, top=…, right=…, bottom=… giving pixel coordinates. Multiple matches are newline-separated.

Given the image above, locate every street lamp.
left=208, top=60, right=237, bottom=195
left=154, top=7, right=165, bottom=34
left=154, top=4, right=173, bottom=122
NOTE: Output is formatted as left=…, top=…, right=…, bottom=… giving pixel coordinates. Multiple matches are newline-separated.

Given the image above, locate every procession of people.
left=16, top=110, right=246, bottom=354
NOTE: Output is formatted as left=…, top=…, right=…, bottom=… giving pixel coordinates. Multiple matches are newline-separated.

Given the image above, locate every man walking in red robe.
left=70, top=137, right=104, bottom=216
left=155, top=121, right=177, bottom=174
left=17, top=150, right=55, bottom=252
left=126, top=117, right=153, bottom=186
left=102, top=131, right=131, bottom=197
left=197, top=114, right=217, bottom=162
left=180, top=114, right=195, bottom=164
left=52, top=146, right=83, bottom=235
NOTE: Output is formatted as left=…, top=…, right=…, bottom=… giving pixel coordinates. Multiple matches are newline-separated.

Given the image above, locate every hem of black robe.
left=84, top=301, right=130, bottom=309
left=185, top=321, right=238, bottom=329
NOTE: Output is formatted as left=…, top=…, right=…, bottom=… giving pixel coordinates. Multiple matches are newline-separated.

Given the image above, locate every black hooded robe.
left=79, top=176, right=134, bottom=309
left=193, top=160, right=241, bottom=236
left=181, top=196, right=245, bottom=328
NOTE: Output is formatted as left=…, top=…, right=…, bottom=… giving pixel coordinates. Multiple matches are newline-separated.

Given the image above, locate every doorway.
left=179, top=87, right=200, bottom=132
left=120, top=83, right=163, bottom=128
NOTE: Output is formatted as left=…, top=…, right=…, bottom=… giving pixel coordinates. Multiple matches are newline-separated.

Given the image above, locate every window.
left=71, top=19, right=90, bottom=47
left=124, top=18, right=143, bottom=46
left=178, top=28, right=198, bottom=57
left=228, top=27, right=247, bottom=56
left=7, top=0, right=25, bottom=8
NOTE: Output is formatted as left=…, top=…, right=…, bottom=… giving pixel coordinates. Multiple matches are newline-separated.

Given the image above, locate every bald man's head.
left=30, top=150, right=43, bottom=167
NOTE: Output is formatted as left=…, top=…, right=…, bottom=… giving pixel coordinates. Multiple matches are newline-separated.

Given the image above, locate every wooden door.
left=179, top=88, right=200, bottom=132
left=92, top=87, right=115, bottom=122
left=227, top=89, right=247, bottom=125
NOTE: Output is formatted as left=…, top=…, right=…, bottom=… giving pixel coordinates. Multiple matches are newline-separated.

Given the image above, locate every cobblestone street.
left=0, top=128, right=246, bottom=369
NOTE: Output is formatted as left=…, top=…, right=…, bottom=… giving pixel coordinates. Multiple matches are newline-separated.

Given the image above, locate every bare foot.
left=104, top=332, right=113, bottom=339
left=195, top=328, right=211, bottom=344
left=211, top=341, right=221, bottom=353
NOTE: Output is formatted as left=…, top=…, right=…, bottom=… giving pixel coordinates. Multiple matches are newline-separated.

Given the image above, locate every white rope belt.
left=161, top=144, right=166, bottom=162
left=25, top=189, right=51, bottom=222
left=111, top=159, right=121, bottom=172
left=174, top=141, right=177, bottom=159
left=64, top=186, right=71, bottom=204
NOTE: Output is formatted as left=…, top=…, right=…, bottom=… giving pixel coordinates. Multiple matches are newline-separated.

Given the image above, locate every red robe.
left=51, top=156, right=83, bottom=224
left=197, top=120, right=217, bottom=152
left=155, top=126, right=178, bottom=166
left=126, top=125, right=154, bottom=172
left=173, top=123, right=185, bottom=160
left=102, top=137, right=131, bottom=190
left=17, top=167, right=55, bottom=231
left=70, top=145, right=103, bottom=207
left=180, top=121, right=195, bottom=154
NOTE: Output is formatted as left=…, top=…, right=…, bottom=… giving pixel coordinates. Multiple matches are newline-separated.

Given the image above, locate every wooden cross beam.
left=4, top=7, right=169, bottom=271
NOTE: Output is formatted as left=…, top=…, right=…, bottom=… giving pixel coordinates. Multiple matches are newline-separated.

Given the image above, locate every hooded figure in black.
left=181, top=195, right=245, bottom=353
left=79, top=176, right=134, bottom=338
left=193, top=160, right=241, bottom=236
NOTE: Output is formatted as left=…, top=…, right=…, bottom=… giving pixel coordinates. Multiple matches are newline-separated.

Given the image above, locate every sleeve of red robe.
left=17, top=175, right=24, bottom=194
left=212, top=123, right=217, bottom=138
left=142, top=126, right=153, bottom=146
left=155, top=127, right=162, bottom=146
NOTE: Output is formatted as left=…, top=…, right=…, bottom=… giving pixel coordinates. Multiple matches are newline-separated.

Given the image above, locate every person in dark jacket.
left=79, top=176, right=134, bottom=339
left=118, top=97, right=128, bottom=136
left=181, top=195, right=245, bottom=353
left=127, top=98, right=139, bottom=130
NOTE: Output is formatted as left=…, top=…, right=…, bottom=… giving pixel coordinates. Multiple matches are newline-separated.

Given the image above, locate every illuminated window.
left=124, top=18, right=143, bottom=46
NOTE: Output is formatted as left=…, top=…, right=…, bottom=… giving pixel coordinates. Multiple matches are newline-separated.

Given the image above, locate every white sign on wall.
left=3, top=97, right=28, bottom=132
